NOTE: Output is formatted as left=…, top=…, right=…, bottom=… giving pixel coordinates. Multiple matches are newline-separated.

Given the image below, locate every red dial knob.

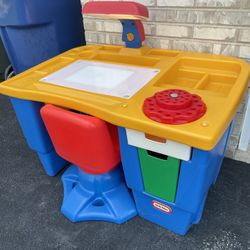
left=143, top=89, right=207, bottom=125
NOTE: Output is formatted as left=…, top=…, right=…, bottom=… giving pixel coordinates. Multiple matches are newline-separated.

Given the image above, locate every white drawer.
left=126, top=129, right=191, bottom=161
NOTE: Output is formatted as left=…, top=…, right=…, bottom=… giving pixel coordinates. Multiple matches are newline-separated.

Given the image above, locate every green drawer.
left=138, top=148, right=180, bottom=203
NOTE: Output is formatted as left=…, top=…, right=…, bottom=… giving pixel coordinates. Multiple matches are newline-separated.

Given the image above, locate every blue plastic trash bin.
left=0, top=0, right=85, bottom=176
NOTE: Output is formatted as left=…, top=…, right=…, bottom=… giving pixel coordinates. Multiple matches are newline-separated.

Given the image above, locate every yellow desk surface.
left=0, top=45, right=249, bottom=150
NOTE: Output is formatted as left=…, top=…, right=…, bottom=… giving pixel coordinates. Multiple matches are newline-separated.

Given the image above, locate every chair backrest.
left=41, top=104, right=120, bottom=174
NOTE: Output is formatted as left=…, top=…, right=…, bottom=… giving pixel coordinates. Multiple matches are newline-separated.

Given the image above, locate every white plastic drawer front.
left=126, top=129, right=191, bottom=161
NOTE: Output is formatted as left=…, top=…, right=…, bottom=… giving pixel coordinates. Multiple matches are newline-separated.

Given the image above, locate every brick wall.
left=81, top=0, right=250, bottom=163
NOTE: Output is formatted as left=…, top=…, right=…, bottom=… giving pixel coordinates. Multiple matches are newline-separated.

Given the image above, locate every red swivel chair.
left=41, top=104, right=137, bottom=223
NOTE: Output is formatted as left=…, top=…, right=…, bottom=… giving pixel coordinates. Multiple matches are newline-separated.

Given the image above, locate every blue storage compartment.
left=118, top=123, right=232, bottom=235
left=175, top=123, right=232, bottom=215
left=133, top=191, right=196, bottom=235
left=0, top=0, right=85, bottom=176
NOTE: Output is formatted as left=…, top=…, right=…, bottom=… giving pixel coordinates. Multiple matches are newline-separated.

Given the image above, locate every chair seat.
left=41, top=104, right=120, bottom=174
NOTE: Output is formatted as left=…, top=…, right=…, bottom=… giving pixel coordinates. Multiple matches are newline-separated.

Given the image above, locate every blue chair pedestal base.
left=61, top=164, right=137, bottom=224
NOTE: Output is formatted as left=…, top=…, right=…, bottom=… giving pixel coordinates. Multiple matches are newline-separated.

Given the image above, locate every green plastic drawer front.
left=138, top=148, right=180, bottom=203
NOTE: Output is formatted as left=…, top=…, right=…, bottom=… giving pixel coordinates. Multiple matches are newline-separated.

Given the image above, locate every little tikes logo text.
left=152, top=200, right=172, bottom=214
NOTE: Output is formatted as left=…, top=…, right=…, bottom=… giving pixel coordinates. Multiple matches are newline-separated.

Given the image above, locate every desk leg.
left=10, top=97, right=68, bottom=176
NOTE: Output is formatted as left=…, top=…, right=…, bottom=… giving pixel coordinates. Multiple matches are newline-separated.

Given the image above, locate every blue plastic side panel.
left=1, top=24, right=60, bottom=73
left=175, top=123, right=232, bottom=214
left=212, top=122, right=233, bottom=185
left=10, top=97, right=53, bottom=153
left=133, top=191, right=193, bottom=235
left=120, top=123, right=232, bottom=235
left=118, top=127, right=144, bottom=191
left=0, top=0, right=85, bottom=73
left=38, top=151, right=68, bottom=177
left=10, top=97, right=68, bottom=176
left=0, top=0, right=49, bottom=26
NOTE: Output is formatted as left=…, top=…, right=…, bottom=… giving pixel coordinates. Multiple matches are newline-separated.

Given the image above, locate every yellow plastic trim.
left=0, top=45, right=249, bottom=150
